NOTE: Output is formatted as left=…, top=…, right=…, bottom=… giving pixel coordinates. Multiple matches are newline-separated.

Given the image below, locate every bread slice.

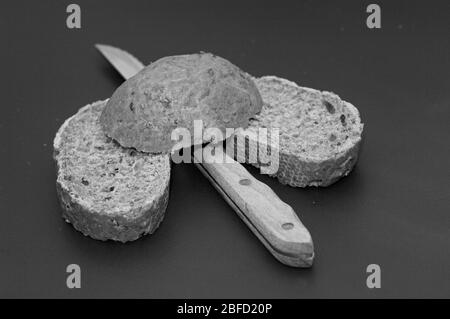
left=235, top=76, right=364, bottom=187
left=53, top=100, right=171, bottom=242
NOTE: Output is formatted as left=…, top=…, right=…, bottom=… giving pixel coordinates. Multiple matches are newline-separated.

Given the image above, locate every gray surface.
left=0, top=0, right=449, bottom=298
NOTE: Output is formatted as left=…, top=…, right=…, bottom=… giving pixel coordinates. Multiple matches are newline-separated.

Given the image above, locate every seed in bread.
left=235, top=76, right=364, bottom=187
left=100, top=52, right=263, bottom=153
left=53, top=100, right=171, bottom=242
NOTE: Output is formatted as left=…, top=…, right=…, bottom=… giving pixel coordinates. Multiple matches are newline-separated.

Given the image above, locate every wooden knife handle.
left=193, top=144, right=314, bottom=267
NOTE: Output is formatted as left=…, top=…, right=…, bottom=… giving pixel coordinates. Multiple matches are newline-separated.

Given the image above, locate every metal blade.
left=95, top=44, right=145, bottom=80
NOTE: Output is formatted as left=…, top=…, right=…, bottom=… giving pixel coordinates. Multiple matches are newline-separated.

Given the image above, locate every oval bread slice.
left=53, top=100, right=171, bottom=242
left=235, top=76, right=364, bottom=187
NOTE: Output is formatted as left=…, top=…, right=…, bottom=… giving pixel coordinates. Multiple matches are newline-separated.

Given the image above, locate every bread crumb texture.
left=100, top=53, right=263, bottom=153
left=54, top=100, right=171, bottom=242
left=236, top=76, right=364, bottom=187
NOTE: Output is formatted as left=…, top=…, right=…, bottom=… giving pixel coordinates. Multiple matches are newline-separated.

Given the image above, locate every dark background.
left=0, top=0, right=449, bottom=298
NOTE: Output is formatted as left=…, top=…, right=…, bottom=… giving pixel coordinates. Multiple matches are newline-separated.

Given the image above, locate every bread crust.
left=273, top=139, right=361, bottom=187
left=54, top=100, right=171, bottom=242
left=235, top=76, right=363, bottom=187
left=100, top=53, right=262, bottom=153
left=55, top=178, right=169, bottom=242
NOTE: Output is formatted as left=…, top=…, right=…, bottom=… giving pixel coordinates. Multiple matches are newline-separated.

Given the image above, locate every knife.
left=95, top=44, right=314, bottom=267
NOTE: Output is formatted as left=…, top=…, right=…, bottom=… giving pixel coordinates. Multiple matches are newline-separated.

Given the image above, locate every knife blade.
left=95, top=44, right=314, bottom=267
left=95, top=44, right=145, bottom=79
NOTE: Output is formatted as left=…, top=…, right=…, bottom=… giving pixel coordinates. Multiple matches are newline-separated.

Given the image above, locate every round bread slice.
left=235, top=76, right=364, bottom=187
left=100, top=52, right=263, bottom=153
left=53, top=100, right=171, bottom=242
